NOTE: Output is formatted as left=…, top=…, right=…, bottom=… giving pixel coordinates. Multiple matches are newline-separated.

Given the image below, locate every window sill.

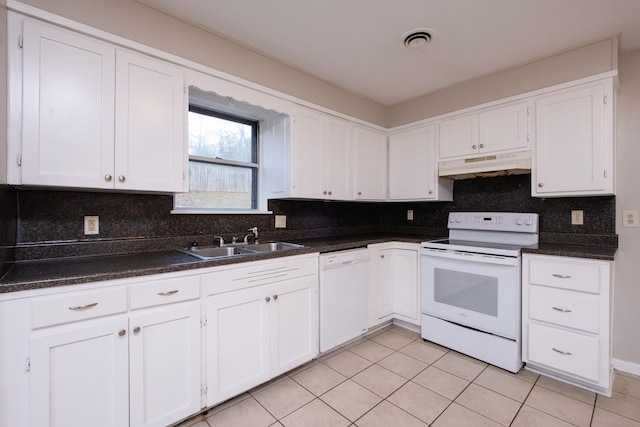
left=171, top=209, right=273, bottom=215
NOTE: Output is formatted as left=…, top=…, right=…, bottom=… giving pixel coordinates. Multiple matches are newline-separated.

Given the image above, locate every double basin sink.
left=180, top=242, right=304, bottom=261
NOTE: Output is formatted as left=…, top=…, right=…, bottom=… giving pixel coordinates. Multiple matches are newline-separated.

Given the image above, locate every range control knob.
left=515, top=217, right=524, bottom=226
left=455, top=217, right=463, bottom=223
left=525, top=217, right=534, bottom=226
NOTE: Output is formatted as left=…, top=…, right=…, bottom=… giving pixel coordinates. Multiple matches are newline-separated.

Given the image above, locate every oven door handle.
left=421, top=249, right=518, bottom=266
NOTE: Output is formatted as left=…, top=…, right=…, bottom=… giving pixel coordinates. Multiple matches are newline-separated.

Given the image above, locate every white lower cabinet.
left=522, top=254, right=613, bottom=395
left=205, top=255, right=318, bottom=406
left=129, top=301, right=201, bottom=427
left=368, top=243, right=420, bottom=327
left=30, top=315, right=130, bottom=427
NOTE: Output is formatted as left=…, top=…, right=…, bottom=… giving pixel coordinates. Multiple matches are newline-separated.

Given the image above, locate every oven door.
left=421, top=248, right=520, bottom=339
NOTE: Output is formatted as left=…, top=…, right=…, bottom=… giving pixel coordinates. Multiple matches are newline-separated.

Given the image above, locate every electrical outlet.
left=623, top=211, right=639, bottom=228
left=84, top=216, right=99, bottom=235
left=407, top=209, right=414, bottom=221
left=571, top=210, right=584, bottom=225
left=275, top=215, right=287, bottom=229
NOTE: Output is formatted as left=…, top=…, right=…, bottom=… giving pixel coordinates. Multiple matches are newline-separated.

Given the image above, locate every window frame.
left=173, top=104, right=262, bottom=213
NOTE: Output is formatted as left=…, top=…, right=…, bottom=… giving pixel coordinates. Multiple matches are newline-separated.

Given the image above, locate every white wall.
left=613, top=48, right=640, bottom=369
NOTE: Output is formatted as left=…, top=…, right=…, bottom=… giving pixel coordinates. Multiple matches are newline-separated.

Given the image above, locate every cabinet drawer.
left=528, top=323, right=599, bottom=381
left=527, top=257, right=607, bottom=293
left=130, top=275, right=200, bottom=310
left=31, top=286, right=127, bottom=329
left=528, top=285, right=600, bottom=333
left=205, top=256, right=318, bottom=295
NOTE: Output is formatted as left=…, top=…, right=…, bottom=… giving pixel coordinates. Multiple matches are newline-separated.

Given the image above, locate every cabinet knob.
left=133, top=326, right=141, bottom=334
left=472, top=144, right=477, bottom=149
left=265, top=296, right=271, bottom=302
left=357, top=191, right=362, bottom=196
left=323, top=191, right=327, bottom=195
left=479, top=143, right=485, bottom=149
left=118, top=175, right=126, bottom=183
left=273, top=295, right=278, bottom=300
left=538, top=183, right=544, bottom=188
left=328, top=191, right=332, bottom=195
left=104, top=174, right=113, bottom=182
left=428, top=190, right=433, bottom=195
left=118, top=329, right=126, bottom=337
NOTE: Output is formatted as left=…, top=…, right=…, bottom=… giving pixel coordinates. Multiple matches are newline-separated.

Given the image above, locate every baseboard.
left=613, top=358, right=640, bottom=376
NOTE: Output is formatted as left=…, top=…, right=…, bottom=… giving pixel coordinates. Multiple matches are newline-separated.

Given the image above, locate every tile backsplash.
left=1, top=174, right=616, bottom=263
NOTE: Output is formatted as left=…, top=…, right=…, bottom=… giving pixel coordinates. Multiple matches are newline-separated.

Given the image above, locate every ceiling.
left=137, top=0, right=640, bottom=107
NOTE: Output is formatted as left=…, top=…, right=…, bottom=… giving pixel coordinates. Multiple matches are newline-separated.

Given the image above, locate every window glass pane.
left=175, top=161, right=255, bottom=209
left=188, top=110, right=254, bottom=162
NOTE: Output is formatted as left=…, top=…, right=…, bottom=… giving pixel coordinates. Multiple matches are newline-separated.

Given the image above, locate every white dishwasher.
left=319, top=248, right=370, bottom=353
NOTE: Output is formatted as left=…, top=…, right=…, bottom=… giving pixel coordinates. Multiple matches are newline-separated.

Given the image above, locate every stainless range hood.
left=438, top=150, right=532, bottom=180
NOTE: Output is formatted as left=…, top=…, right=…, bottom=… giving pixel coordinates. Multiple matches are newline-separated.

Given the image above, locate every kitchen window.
left=174, top=106, right=259, bottom=211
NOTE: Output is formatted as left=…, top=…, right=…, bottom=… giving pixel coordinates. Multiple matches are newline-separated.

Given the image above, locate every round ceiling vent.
left=403, top=29, right=433, bottom=49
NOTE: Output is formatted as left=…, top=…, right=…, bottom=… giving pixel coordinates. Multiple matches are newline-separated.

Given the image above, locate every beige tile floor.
left=176, top=325, right=640, bottom=427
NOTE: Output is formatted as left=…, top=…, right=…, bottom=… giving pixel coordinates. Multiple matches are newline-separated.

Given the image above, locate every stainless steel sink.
left=245, top=242, right=304, bottom=253
left=180, top=242, right=304, bottom=260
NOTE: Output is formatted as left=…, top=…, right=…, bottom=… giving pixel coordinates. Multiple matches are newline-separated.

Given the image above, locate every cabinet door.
left=533, top=81, right=612, bottom=196
left=115, top=50, right=186, bottom=192
left=129, top=301, right=201, bottom=427
left=293, top=106, right=325, bottom=198
left=478, top=102, right=529, bottom=154
left=30, top=316, right=129, bottom=427
left=392, top=249, right=419, bottom=322
left=270, top=276, right=318, bottom=376
left=207, top=287, right=270, bottom=406
left=438, top=114, right=478, bottom=159
left=370, top=248, right=394, bottom=324
left=324, top=118, right=351, bottom=200
left=353, top=126, right=387, bottom=200
left=389, top=125, right=437, bottom=200
left=21, top=19, right=116, bottom=188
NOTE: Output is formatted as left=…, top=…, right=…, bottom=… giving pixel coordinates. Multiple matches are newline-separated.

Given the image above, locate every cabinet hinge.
left=16, top=154, right=22, bottom=167
left=25, top=356, right=30, bottom=372
left=18, top=35, right=23, bottom=49
left=527, top=133, right=530, bottom=142
left=526, top=107, right=530, bottom=115
left=200, top=315, right=207, bottom=328
left=604, top=95, right=608, bottom=105
left=200, top=383, right=208, bottom=396
left=604, top=169, right=608, bottom=178
left=183, top=85, right=187, bottom=94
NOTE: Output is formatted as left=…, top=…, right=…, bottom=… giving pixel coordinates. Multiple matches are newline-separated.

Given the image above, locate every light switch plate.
left=407, top=210, right=414, bottom=221
left=275, top=215, right=287, bottom=228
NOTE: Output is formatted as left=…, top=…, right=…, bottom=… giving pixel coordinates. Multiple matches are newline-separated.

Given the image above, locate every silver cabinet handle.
left=69, top=302, right=98, bottom=311
left=118, top=329, right=127, bottom=337
left=552, top=274, right=572, bottom=279
left=552, top=306, right=572, bottom=313
left=133, top=326, right=141, bottom=334
left=118, top=175, right=126, bottom=182
left=538, top=183, right=544, bottom=188
left=104, top=174, right=113, bottom=182
left=552, top=348, right=572, bottom=355
left=265, top=296, right=271, bottom=302
left=157, top=290, right=179, bottom=296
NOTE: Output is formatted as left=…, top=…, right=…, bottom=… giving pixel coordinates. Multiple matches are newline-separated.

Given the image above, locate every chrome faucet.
left=243, top=227, right=259, bottom=244
left=213, top=235, right=225, bottom=247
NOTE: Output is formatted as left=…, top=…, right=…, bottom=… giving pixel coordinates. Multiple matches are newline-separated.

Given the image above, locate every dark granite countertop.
left=0, top=233, right=616, bottom=294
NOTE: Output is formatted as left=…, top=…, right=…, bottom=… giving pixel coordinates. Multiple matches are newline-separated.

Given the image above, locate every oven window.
left=433, top=268, right=498, bottom=317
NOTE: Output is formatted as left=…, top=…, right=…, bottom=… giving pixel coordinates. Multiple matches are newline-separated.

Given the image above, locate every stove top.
left=422, top=212, right=539, bottom=257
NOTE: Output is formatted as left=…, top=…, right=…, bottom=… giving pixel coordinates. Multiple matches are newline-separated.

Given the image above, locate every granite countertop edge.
left=0, top=234, right=617, bottom=294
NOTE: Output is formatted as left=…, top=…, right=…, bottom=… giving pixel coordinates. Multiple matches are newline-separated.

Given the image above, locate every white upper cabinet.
left=292, top=106, right=351, bottom=200
left=352, top=125, right=387, bottom=200
left=532, top=79, right=614, bottom=197
left=21, top=19, right=116, bottom=189
left=439, top=101, right=529, bottom=160
left=17, top=17, right=186, bottom=192
left=389, top=125, right=452, bottom=201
